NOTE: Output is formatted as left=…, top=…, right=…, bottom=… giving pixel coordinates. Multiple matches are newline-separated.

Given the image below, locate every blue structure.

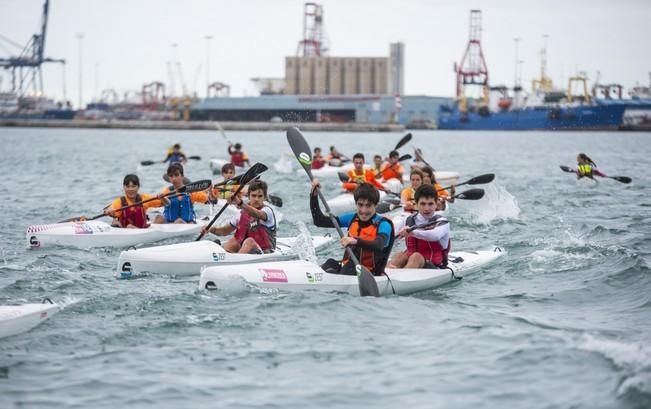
left=191, top=95, right=450, bottom=126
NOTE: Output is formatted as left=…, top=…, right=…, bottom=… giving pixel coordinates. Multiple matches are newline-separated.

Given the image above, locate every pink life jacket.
left=230, top=151, right=245, bottom=167
left=233, top=206, right=276, bottom=251
left=118, top=195, right=149, bottom=228
left=405, top=214, right=450, bottom=267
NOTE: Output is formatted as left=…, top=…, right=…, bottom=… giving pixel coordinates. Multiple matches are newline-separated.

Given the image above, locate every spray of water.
left=293, top=221, right=317, bottom=263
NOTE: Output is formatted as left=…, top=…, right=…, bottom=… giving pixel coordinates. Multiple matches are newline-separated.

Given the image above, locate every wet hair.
left=123, top=174, right=140, bottom=186
left=410, top=167, right=424, bottom=180
left=166, top=162, right=184, bottom=176
left=352, top=152, right=365, bottom=161
left=234, top=143, right=242, bottom=150
left=330, top=146, right=336, bottom=151
left=248, top=180, right=268, bottom=197
left=389, top=150, right=399, bottom=159
left=314, top=147, right=322, bottom=153
left=373, top=154, right=382, bottom=161
left=353, top=183, right=380, bottom=205
left=578, top=153, right=596, bottom=167
left=421, top=166, right=435, bottom=182
left=173, top=143, right=181, bottom=149
left=414, top=184, right=438, bottom=203
left=221, top=163, right=235, bottom=174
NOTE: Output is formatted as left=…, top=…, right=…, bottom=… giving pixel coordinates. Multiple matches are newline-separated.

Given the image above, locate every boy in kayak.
left=326, top=145, right=349, bottom=166
left=202, top=180, right=277, bottom=254
left=400, top=168, right=424, bottom=212
left=212, top=163, right=240, bottom=200
left=380, top=150, right=405, bottom=184
left=227, top=142, right=251, bottom=168
left=575, top=153, right=606, bottom=179
left=342, top=153, right=387, bottom=193
left=310, top=180, right=394, bottom=276
left=311, top=147, right=327, bottom=170
left=388, top=184, right=450, bottom=269
left=153, top=163, right=213, bottom=224
left=105, top=174, right=169, bottom=228
left=372, top=154, right=383, bottom=176
left=163, top=143, right=187, bottom=165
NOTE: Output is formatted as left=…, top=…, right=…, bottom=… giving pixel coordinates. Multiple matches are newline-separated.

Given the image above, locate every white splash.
left=273, top=153, right=295, bottom=174
left=465, top=183, right=521, bottom=224
left=293, top=221, right=318, bottom=263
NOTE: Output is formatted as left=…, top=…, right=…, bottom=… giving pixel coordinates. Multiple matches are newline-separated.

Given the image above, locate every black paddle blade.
left=398, top=153, right=412, bottom=162
left=466, top=173, right=495, bottom=185
left=241, top=163, right=269, bottom=186
left=394, top=133, right=412, bottom=151
left=268, top=194, right=283, bottom=207
left=455, top=188, right=485, bottom=200
left=376, top=202, right=401, bottom=214
left=181, top=179, right=212, bottom=193
left=560, top=165, right=573, bottom=173
left=286, top=127, right=313, bottom=176
left=140, top=160, right=156, bottom=166
left=357, top=265, right=380, bottom=297
left=189, top=155, right=201, bottom=160
left=610, top=176, right=632, bottom=184
left=338, top=171, right=349, bottom=182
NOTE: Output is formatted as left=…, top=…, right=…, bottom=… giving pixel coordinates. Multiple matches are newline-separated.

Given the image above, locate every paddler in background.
left=575, top=153, right=606, bottom=179
left=104, top=174, right=169, bottom=228
left=342, top=153, right=387, bottom=193
left=372, top=154, right=383, bottom=177
left=228, top=142, right=251, bottom=168
left=421, top=166, right=454, bottom=211
left=212, top=163, right=240, bottom=200
left=153, top=163, right=214, bottom=224
left=400, top=168, right=424, bottom=212
left=311, top=147, right=327, bottom=170
left=162, top=143, right=188, bottom=165
left=326, top=145, right=350, bottom=167
left=380, top=150, right=405, bottom=184
left=412, top=148, right=428, bottom=169
left=310, top=181, right=394, bottom=276
left=202, top=180, right=277, bottom=254
left=388, top=184, right=451, bottom=269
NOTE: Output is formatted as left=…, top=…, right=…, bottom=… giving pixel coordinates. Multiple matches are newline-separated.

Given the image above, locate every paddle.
left=212, top=173, right=282, bottom=207
left=59, top=179, right=212, bottom=223
left=140, top=155, right=201, bottom=166
left=195, top=162, right=268, bottom=241
left=560, top=165, right=631, bottom=184
left=377, top=188, right=485, bottom=214
left=438, top=173, right=495, bottom=192
left=287, top=127, right=380, bottom=297
left=214, top=121, right=232, bottom=145
left=414, top=147, right=435, bottom=170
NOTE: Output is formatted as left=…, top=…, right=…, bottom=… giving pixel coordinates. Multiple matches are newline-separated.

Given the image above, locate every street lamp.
left=76, top=33, right=84, bottom=109
left=205, top=35, right=213, bottom=98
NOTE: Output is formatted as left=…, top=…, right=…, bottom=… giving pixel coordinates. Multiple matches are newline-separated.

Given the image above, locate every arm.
left=410, top=219, right=449, bottom=242
left=209, top=223, right=236, bottom=236
left=310, top=192, right=336, bottom=228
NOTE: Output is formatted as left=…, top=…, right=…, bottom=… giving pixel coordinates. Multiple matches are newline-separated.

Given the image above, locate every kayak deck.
left=0, top=299, right=60, bottom=339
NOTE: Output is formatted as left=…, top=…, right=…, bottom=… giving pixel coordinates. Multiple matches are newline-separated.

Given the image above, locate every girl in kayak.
left=389, top=184, right=451, bottom=269
left=154, top=163, right=214, bottom=224
left=342, top=153, right=387, bottom=193
left=421, top=166, right=454, bottom=211
left=227, top=143, right=251, bottom=168
left=575, top=153, right=606, bottom=179
left=202, top=180, right=277, bottom=254
left=105, top=174, right=168, bottom=229
left=400, top=168, right=424, bottom=212
left=310, top=181, right=394, bottom=276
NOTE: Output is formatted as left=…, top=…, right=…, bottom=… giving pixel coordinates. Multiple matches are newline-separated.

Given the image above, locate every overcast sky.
left=1, top=0, right=650, bottom=107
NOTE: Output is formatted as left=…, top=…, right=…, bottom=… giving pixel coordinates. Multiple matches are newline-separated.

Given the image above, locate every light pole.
left=170, top=43, right=178, bottom=97
left=205, top=35, right=213, bottom=98
left=513, top=37, right=520, bottom=87
left=76, top=33, right=84, bottom=109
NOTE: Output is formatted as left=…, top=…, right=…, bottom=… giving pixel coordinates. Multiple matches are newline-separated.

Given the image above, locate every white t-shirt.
left=229, top=205, right=275, bottom=229
left=409, top=213, right=450, bottom=249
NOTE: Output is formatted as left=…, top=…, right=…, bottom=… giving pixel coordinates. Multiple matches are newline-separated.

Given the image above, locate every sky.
left=1, top=0, right=650, bottom=107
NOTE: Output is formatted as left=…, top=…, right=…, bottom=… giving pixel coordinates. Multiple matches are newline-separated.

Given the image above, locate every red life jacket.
left=119, top=195, right=149, bottom=228
left=342, top=214, right=394, bottom=275
left=230, top=151, right=245, bottom=167
left=233, top=206, right=276, bottom=251
left=405, top=214, right=450, bottom=267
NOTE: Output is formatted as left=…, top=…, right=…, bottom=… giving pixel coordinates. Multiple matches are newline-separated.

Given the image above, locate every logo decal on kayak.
left=73, top=223, right=93, bottom=235
left=261, top=268, right=288, bottom=283
left=212, top=252, right=226, bottom=262
left=306, top=272, right=323, bottom=283
left=298, top=152, right=312, bottom=166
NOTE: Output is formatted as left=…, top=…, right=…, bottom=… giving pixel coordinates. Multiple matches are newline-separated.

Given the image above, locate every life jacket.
left=578, top=163, right=593, bottom=177
left=435, top=183, right=449, bottom=198
left=163, top=189, right=195, bottom=223
left=405, top=214, right=450, bottom=267
left=401, top=186, right=416, bottom=212
left=233, top=206, right=276, bottom=251
left=347, top=169, right=367, bottom=184
left=168, top=153, right=184, bottom=164
left=342, top=214, right=395, bottom=275
left=230, top=151, right=245, bottom=167
left=213, top=184, right=239, bottom=200
left=311, top=157, right=326, bottom=170
left=118, top=195, right=149, bottom=228
left=381, top=163, right=402, bottom=181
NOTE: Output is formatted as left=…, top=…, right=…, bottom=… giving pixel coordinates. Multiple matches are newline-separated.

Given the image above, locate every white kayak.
left=200, top=248, right=505, bottom=296
left=116, top=235, right=333, bottom=278
left=26, top=219, right=207, bottom=249
left=432, top=171, right=460, bottom=186
left=302, top=163, right=354, bottom=178
left=0, top=299, right=60, bottom=339
left=326, top=179, right=403, bottom=215
left=209, top=158, right=249, bottom=174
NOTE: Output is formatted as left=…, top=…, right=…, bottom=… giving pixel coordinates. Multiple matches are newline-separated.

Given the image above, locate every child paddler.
left=341, top=153, right=386, bottom=193
left=105, top=174, right=168, bottom=228
left=153, top=163, right=214, bottom=224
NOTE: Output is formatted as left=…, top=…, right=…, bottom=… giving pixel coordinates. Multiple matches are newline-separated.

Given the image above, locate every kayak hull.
left=26, top=219, right=207, bottom=249
left=200, top=248, right=504, bottom=296
left=326, top=179, right=402, bottom=215
left=116, top=235, right=333, bottom=278
left=0, top=302, right=60, bottom=339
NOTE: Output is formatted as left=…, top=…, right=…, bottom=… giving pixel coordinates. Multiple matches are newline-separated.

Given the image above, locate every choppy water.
left=1, top=127, right=650, bottom=408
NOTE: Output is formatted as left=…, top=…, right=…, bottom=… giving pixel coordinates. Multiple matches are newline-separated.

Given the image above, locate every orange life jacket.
left=342, top=214, right=394, bottom=275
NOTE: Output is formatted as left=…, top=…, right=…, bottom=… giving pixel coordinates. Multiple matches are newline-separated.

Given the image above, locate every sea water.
left=0, top=127, right=649, bottom=408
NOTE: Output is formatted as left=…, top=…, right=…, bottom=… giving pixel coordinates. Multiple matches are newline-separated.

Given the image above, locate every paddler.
left=372, top=154, right=383, bottom=176
left=421, top=166, right=454, bottom=211
left=212, top=163, right=240, bottom=200
left=202, top=180, right=276, bottom=254
left=162, top=143, right=188, bottom=165
left=227, top=142, right=251, bottom=168
left=380, top=150, right=405, bottom=184
left=400, top=168, right=424, bottom=212
left=310, top=180, right=394, bottom=276
left=575, top=153, right=606, bottom=179
left=341, top=153, right=387, bottom=193
left=326, top=145, right=349, bottom=167
left=311, top=147, right=327, bottom=170
left=388, top=184, right=451, bottom=269
left=104, top=174, right=169, bottom=228
left=153, top=163, right=214, bottom=224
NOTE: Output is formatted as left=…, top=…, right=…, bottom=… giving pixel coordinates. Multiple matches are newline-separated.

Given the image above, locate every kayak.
left=116, top=235, right=333, bottom=278
left=430, top=171, right=460, bottom=186
left=26, top=219, right=208, bottom=249
left=209, top=158, right=249, bottom=175
left=199, top=247, right=505, bottom=296
left=0, top=299, right=60, bottom=339
left=302, top=163, right=354, bottom=178
left=326, top=179, right=402, bottom=215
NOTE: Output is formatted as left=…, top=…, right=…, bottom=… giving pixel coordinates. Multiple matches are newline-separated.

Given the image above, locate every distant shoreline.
left=0, top=119, right=405, bottom=132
